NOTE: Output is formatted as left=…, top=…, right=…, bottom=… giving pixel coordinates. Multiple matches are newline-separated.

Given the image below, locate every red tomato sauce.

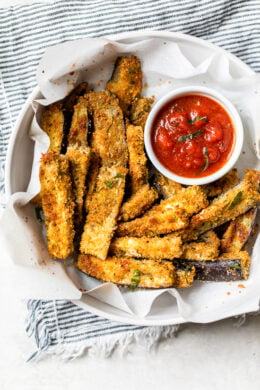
left=152, top=94, right=235, bottom=178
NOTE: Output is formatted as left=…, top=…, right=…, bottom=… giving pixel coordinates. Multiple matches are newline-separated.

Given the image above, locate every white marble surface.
left=0, top=0, right=260, bottom=389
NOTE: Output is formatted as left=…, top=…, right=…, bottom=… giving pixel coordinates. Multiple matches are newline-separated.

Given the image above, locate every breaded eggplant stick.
left=66, top=97, right=91, bottom=223
left=203, top=168, right=239, bottom=197
left=221, top=208, right=257, bottom=253
left=77, top=255, right=175, bottom=288
left=181, top=230, right=220, bottom=261
left=84, top=152, right=100, bottom=213
left=130, top=97, right=154, bottom=128
left=85, top=91, right=128, bottom=167
left=106, top=55, right=142, bottom=115
left=118, top=184, right=159, bottom=222
left=179, top=170, right=260, bottom=242
left=155, top=171, right=183, bottom=199
left=67, top=96, right=88, bottom=147
left=66, top=146, right=91, bottom=223
left=80, top=165, right=127, bottom=260
left=41, top=102, right=64, bottom=153
left=110, top=235, right=182, bottom=260
left=126, top=123, right=148, bottom=193
left=117, top=185, right=208, bottom=237
left=40, top=152, right=75, bottom=259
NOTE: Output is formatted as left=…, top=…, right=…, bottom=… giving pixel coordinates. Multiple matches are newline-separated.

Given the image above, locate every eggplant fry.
left=117, top=185, right=208, bottom=237
left=41, top=102, right=64, bottom=153
left=203, top=168, right=239, bottom=197
left=181, top=230, right=220, bottom=261
left=67, top=96, right=88, bottom=147
left=85, top=91, right=128, bottom=167
left=221, top=208, right=257, bottom=253
left=155, top=171, right=183, bottom=199
left=126, top=123, right=148, bottom=193
left=109, top=235, right=182, bottom=260
left=77, top=255, right=176, bottom=288
left=178, top=170, right=260, bottom=242
left=118, top=184, right=159, bottom=222
left=130, top=97, right=154, bottom=128
left=80, top=165, right=127, bottom=260
left=39, top=152, right=75, bottom=259
left=84, top=152, right=100, bottom=213
left=106, top=55, right=142, bottom=114
left=66, top=146, right=91, bottom=223
left=178, top=250, right=250, bottom=281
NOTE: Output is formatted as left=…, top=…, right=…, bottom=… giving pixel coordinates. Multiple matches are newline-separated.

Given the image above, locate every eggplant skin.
left=177, top=250, right=250, bottom=282
left=77, top=255, right=176, bottom=288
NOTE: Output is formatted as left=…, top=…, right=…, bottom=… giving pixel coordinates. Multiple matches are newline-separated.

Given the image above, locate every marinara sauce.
left=152, top=94, right=234, bottom=178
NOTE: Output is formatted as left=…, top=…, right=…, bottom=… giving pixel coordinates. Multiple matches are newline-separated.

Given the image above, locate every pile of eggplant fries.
left=34, top=55, right=260, bottom=290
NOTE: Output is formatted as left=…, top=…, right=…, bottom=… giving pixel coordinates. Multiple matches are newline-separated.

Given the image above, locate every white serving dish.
left=5, top=31, right=260, bottom=326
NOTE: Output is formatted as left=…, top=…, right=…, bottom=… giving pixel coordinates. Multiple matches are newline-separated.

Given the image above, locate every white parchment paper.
left=2, top=35, right=260, bottom=323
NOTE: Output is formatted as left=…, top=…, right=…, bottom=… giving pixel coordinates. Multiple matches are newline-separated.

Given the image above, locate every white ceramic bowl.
left=144, top=86, right=244, bottom=185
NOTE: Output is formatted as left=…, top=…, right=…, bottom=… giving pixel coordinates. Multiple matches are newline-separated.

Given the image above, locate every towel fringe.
left=26, top=300, right=179, bottom=361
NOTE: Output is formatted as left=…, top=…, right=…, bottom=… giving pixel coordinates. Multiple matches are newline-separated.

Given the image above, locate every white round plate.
left=5, top=31, right=255, bottom=326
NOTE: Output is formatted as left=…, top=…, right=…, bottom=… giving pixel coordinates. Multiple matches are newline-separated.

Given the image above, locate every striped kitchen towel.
left=1, top=0, right=260, bottom=360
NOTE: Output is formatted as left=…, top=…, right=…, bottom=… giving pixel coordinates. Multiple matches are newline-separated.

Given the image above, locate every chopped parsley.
left=129, top=269, right=141, bottom=291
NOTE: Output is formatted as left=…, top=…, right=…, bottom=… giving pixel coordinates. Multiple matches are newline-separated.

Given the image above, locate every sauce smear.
left=152, top=94, right=234, bottom=178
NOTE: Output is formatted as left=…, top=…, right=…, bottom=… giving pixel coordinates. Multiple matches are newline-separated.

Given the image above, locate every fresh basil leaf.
left=186, top=116, right=207, bottom=125
left=178, top=130, right=204, bottom=142
left=201, top=146, right=209, bottom=172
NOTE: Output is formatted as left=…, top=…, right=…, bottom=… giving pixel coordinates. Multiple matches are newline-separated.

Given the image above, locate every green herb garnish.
left=104, top=180, right=114, bottom=188
left=129, top=269, right=141, bottom=291
left=115, top=173, right=124, bottom=179
left=228, top=191, right=243, bottom=210
left=184, top=265, right=191, bottom=283
left=186, top=116, right=208, bottom=125
left=200, top=146, right=209, bottom=172
left=230, top=263, right=241, bottom=269
left=178, top=129, right=204, bottom=142
left=35, top=206, right=43, bottom=222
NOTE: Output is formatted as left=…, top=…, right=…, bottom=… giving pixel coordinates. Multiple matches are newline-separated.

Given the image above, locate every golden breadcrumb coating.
left=117, top=185, right=208, bottom=237
left=126, top=123, right=148, bottom=193
left=39, top=152, right=75, bottom=259
left=203, top=168, right=239, bottom=197
left=118, top=184, right=158, bottom=221
left=80, top=165, right=127, bottom=260
left=110, top=235, right=182, bottom=260
left=41, top=102, right=64, bottom=153
left=77, top=255, right=175, bottom=288
left=130, top=96, right=154, bottom=128
left=106, top=55, right=142, bottom=114
left=221, top=208, right=257, bottom=253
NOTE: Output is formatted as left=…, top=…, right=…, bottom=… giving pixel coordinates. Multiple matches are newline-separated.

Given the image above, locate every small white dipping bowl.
left=144, top=86, right=244, bottom=185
